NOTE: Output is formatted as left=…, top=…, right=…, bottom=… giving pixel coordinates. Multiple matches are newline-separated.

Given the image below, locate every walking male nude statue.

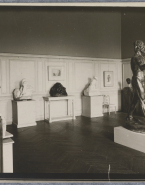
left=125, top=40, right=145, bottom=132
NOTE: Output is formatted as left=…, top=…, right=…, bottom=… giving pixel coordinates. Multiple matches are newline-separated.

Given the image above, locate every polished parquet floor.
left=7, top=112, right=145, bottom=179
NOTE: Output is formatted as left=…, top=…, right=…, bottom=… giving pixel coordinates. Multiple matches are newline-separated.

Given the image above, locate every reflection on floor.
left=7, top=112, right=145, bottom=176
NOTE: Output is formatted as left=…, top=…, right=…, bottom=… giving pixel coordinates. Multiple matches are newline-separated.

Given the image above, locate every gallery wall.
left=0, top=7, right=144, bottom=122
left=0, top=7, right=123, bottom=124
left=0, top=53, right=122, bottom=124
left=0, top=6, right=121, bottom=59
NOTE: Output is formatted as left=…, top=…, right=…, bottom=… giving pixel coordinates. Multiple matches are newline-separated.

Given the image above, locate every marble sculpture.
left=13, top=78, right=33, bottom=100
left=84, top=77, right=100, bottom=96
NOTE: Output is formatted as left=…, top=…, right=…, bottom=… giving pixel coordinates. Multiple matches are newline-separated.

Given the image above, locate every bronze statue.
left=125, top=40, right=145, bottom=132
left=49, top=83, right=67, bottom=97
left=126, top=78, right=132, bottom=88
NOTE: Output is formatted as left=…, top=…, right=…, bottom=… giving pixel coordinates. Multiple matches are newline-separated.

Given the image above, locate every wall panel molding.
left=9, top=60, right=36, bottom=93
left=37, top=61, right=44, bottom=93
left=1, top=60, right=7, bottom=94
left=0, top=53, right=122, bottom=62
left=0, top=53, right=122, bottom=124
left=74, top=62, right=94, bottom=92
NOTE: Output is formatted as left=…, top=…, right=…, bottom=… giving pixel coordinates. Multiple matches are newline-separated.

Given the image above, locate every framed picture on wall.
left=104, top=71, right=114, bottom=87
left=48, top=66, right=64, bottom=81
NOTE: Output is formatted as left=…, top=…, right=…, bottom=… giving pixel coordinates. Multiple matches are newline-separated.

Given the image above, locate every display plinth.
left=12, top=100, right=36, bottom=128
left=114, top=126, right=145, bottom=153
left=2, top=131, right=14, bottom=173
left=82, top=95, right=103, bottom=118
left=3, top=138, right=14, bottom=173
left=43, top=96, right=76, bottom=123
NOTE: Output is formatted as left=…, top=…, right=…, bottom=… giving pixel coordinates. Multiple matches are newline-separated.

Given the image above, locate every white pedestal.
left=2, top=131, right=14, bottom=173
left=3, top=138, right=14, bottom=173
left=82, top=95, right=103, bottom=118
left=114, top=126, right=145, bottom=153
left=12, top=100, right=36, bottom=128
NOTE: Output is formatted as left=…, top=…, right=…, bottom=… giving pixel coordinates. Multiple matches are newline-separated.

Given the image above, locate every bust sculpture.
left=84, top=77, right=100, bottom=96
left=124, top=40, right=145, bottom=133
left=13, top=79, right=33, bottom=100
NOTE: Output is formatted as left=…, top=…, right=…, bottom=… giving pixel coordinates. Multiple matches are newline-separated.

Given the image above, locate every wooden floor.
left=6, top=112, right=145, bottom=180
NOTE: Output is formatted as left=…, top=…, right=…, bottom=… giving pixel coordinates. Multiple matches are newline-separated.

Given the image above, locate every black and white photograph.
left=1, top=1, right=145, bottom=182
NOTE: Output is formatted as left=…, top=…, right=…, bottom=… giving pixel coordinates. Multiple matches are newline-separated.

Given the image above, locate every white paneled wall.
left=0, top=53, right=122, bottom=125
left=10, top=60, right=36, bottom=93
left=75, top=62, right=94, bottom=92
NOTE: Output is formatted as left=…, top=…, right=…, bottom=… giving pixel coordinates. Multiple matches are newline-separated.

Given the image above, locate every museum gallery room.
left=1, top=5, right=145, bottom=180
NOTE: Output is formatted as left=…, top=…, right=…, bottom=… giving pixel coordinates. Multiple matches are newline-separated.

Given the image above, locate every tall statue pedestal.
left=12, top=100, right=36, bottom=128
left=114, top=126, right=145, bottom=153
left=82, top=95, right=103, bottom=118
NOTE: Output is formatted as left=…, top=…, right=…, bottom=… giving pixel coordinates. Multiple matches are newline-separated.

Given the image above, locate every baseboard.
left=12, top=122, right=37, bottom=128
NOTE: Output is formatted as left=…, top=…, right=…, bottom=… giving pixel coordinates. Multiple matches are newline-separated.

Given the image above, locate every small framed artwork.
left=48, top=66, right=64, bottom=81
left=104, top=71, right=114, bottom=87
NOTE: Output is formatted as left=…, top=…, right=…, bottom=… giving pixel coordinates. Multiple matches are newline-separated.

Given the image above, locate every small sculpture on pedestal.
left=49, top=82, right=68, bottom=97
left=126, top=78, right=132, bottom=88
left=122, top=78, right=133, bottom=113
left=13, top=79, right=33, bottom=101
left=124, top=40, right=145, bottom=133
left=84, top=77, right=100, bottom=96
